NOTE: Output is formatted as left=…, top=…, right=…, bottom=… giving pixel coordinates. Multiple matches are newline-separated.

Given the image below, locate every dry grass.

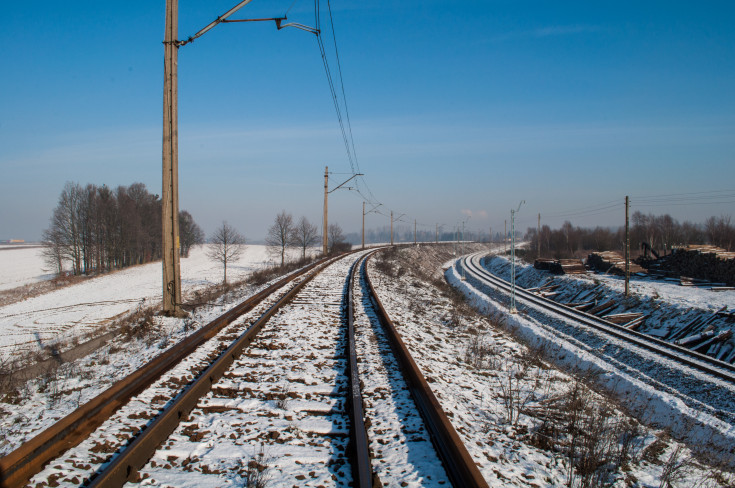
left=0, top=273, right=93, bottom=307
left=373, top=243, right=735, bottom=487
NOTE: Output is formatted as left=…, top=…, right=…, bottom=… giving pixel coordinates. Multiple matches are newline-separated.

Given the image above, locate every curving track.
left=457, top=252, right=735, bottom=429
left=461, top=253, right=735, bottom=383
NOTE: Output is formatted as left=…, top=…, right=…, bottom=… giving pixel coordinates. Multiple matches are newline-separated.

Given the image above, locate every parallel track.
left=84, top=252, right=341, bottom=486
left=460, top=252, right=735, bottom=384
left=3, top=247, right=490, bottom=487
left=0, top=255, right=336, bottom=488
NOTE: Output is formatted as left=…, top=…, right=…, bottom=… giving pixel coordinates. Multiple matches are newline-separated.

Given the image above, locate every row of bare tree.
left=205, top=212, right=347, bottom=284
left=42, top=181, right=204, bottom=275
left=525, top=212, right=734, bottom=259
left=265, top=211, right=346, bottom=265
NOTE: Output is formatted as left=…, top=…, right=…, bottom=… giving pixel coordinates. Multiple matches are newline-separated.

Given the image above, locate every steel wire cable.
left=314, top=0, right=383, bottom=209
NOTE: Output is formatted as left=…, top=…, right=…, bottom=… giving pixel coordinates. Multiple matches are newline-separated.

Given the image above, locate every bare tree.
left=179, top=210, right=205, bottom=258
left=207, top=221, right=245, bottom=284
left=705, top=215, right=734, bottom=251
left=291, top=216, right=319, bottom=260
left=266, top=210, right=295, bottom=266
left=41, top=227, right=66, bottom=275
left=328, top=223, right=348, bottom=253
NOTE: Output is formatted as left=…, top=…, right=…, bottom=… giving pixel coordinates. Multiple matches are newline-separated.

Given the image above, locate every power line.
left=313, top=0, right=384, bottom=211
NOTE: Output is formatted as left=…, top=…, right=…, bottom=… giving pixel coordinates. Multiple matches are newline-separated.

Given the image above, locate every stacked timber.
left=558, top=259, right=587, bottom=274
left=657, top=245, right=735, bottom=286
left=587, top=251, right=645, bottom=275
left=535, top=258, right=587, bottom=275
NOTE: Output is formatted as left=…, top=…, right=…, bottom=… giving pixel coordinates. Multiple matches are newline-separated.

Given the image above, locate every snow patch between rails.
left=447, top=262, right=735, bottom=465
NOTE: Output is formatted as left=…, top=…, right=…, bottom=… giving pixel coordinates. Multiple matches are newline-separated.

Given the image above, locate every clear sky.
left=1, top=0, right=734, bottom=241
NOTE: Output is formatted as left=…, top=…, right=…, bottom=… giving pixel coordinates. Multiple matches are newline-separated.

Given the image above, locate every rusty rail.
left=362, top=254, right=489, bottom=488
left=0, top=256, right=331, bottom=488
left=345, top=252, right=375, bottom=488
left=84, top=254, right=337, bottom=486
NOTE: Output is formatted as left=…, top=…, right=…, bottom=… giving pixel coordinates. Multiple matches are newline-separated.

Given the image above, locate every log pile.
left=657, top=245, right=735, bottom=286
left=534, top=258, right=587, bottom=275
left=587, top=251, right=645, bottom=275
left=558, top=259, right=587, bottom=275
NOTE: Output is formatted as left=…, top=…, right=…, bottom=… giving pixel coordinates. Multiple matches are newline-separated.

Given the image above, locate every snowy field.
left=0, top=244, right=314, bottom=357
left=0, top=245, right=54, bottom=292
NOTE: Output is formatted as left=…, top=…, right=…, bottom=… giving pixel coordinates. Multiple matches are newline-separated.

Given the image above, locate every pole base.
left=161, top=308, right=189, bottom=318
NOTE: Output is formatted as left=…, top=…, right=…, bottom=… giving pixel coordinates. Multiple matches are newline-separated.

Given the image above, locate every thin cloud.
left=533, top=25, right=601, bottom=38
left=489, top=24, right=601, bottom=43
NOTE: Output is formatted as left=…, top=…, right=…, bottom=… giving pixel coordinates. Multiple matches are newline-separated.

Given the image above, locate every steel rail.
left=461, top=253, right=735, bottom=384
left=362, top=254, right=489, bottom=488
left=344, top=252, right=375, bottom=488
left=0, top=255, right=334, bottom=488
left=85, top=253, right=351, bottom=487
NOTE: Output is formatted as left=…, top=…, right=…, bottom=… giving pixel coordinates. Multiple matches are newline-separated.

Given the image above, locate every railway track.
left=456, top=251, right=735, bottom=444
left=0, top=254, right=336, bottom=488
left=460, top=252, right=735, bottom=384
left=4, top=249, right=487, bottom=487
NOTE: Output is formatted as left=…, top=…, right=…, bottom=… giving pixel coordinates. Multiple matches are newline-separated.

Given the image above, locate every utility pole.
left=361, top=202, right=381, bottom=250
left=362, top=201, right=365, bottom=250
left=323, top=167, right=362, bottom=254
left=510, top=200, right=525, bottom=313
left=162, top=0, right=183, bottom=316
left=160, top=0, right=311, bottom=315
left=455, top=223, right=459, bottom=254
left=504, top=220, right=507, bottom=254
left=436, top=224, right=438, bottom=244
left=323, top=166, right=329, bottom=255
left=414, top=219, right=417, bottom=245
left=489, top=226, right=492, bottom=245
left=390, top=211, right=394, bottom=246
left=537, top=213, right=541, bottom=259
left=461, top=219, right=467, bottom=280
left=625, top=195, right=630, bottom=297
left=462, top=219, right=466, bottom=254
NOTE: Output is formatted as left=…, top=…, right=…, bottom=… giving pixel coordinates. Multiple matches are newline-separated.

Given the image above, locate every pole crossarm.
left=175, top=0, right=318, bottom=47
left=329, top=173, right=363, bottom=193
left=177, top=0, right=257, bottom=46
left=365, top=203, right=382, bottom=215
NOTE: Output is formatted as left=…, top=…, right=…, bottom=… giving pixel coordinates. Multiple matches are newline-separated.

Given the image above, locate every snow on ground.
left=1, top=256, right=317, bottom=457
left=0, top=245, right=314, bottom=357
left=25, top=252, right=362, bottom=487
left=3, top=244, right=733, bottom=486
left=369, top=245, right=732, bottom=487
left=0, top=246, right=55, bottom=291
left=482, top=255, right=735, bottom=360
left=354, top=259, right=450, bottom=486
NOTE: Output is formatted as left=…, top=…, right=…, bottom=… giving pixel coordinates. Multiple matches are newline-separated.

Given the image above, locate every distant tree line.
left=42, top=181, right=204, bottom=275
left=524, top=212, right=734, bottom=259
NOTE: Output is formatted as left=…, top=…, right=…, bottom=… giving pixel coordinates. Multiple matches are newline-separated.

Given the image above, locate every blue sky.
left=1, top=0, right=733, bottom=241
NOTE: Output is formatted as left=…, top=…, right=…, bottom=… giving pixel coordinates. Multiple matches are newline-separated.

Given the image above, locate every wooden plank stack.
left=587, top=251, right=645, bottom=275
left=558, top=259, right=587, bottom=274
